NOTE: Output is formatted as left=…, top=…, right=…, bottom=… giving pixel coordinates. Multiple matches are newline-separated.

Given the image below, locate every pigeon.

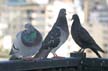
left=34, top=8, right=69, bottom=59
left=9, top=23, right=42, bottom=60
left=71, top=14, right=105, bottom=58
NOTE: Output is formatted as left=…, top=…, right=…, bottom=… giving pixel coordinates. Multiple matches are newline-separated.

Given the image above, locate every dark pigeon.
left=71, top=14, right=105, bottom=58
left=34, top=8, right=69, bottom=59
left=9, top=23, right=42, bottom=60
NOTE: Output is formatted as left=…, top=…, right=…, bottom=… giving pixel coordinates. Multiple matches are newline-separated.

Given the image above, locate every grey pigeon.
left=71, top=14, right=105, bottom=58
left=34, top=8, right=69, bottom=59
left=9, top=23, right=42, bottom=60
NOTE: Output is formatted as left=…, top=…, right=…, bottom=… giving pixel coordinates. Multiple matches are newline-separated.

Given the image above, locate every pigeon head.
left=25, top=23, right=33, bottom=29
left=25, top=23, right=35, bottom=31
left=58, top=8, right=66, bottom=16
left=71, top=14, right=79, bottom=20
left=22, top=23, right=40, bottom=47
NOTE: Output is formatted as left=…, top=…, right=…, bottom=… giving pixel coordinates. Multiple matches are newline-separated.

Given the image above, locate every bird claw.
left=52, top=55, right=65, bottom=59
left=52, top=56, right=65, bottom=59
left=22, top=57, right=44, bottom=61
left=22, top=57, right=34, bottom=61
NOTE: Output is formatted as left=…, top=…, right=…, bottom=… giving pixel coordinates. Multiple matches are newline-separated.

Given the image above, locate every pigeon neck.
left=56, top=15, right=67, bottom=25
left=73, top=18, right=81, bottom=26
left=56, top=15, right=68, bottom=32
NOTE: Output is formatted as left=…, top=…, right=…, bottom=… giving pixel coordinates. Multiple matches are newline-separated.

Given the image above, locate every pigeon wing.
left=80, top=27, right=105, bottom=52
left=34, top=27, right=61, bottom=58
left=78, top=27, right=95, bottom=45
left=9, top=44, right=19, bottom=55
left=42, top=26, right=61, bottom=49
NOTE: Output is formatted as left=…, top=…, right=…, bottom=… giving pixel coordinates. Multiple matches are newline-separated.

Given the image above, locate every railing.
left=0, top=53, right=108, bottom=71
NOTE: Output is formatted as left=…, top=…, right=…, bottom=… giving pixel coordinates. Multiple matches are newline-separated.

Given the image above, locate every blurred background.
left=0, top=0, right=108, bottom=60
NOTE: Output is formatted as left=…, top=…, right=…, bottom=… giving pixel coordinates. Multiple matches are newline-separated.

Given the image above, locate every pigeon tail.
left=91, top=48, right=102, bottom=58
left=95, top=44, right=105, bottom=53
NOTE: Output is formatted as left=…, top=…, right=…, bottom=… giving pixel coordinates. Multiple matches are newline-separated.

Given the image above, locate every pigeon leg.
left=22, top=56, right=34, bottom=61
left=81, top=49, right=85, bottom=53
left=78, top=48, right=83, bottom=53
left=52, top=53, right=64, bottom=58
left=53, top=53, right=58, bottom=57
left=78, top=48, right=85, bottom=53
